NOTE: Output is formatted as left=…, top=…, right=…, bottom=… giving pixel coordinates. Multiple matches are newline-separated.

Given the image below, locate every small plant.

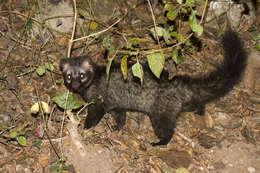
left=248, top=27, right=260, bottom=51
left=50, top=160, right=69, bottom=173
left=10, top=130, right=28, bottom=146
left=36, top=63, right=54, bottom=76
left=103, top=0, right=205, bottom=84
left=53, top=92, right=84, bottom=110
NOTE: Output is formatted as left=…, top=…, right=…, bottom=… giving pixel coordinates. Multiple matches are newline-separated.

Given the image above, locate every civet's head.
left=59, top=56, right=95, bottom=92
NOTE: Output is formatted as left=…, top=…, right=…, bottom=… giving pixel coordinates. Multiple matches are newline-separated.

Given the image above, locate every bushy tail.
left=179, top=31, right=247, bottom=104
left=199, top=30, right=247, bottom=102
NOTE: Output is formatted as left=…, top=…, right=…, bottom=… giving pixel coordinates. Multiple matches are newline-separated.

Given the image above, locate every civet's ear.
left=59, top=58, right=70, bottom=72
left=81, top=57, right=94, bottom=72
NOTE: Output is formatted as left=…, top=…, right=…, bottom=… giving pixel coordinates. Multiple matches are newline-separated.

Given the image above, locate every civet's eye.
left=67, top=74, right=71, bottom=80
left=80, top=73, right=84, bottom=79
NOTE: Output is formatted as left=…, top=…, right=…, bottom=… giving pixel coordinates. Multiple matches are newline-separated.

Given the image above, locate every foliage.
left=132, top=60, right=144, bottom=85
left=150, top=27, right=171, bottom=44
left=121, top=55, right=128, bottom=80
left=248, top=27, right=260, bottom=51
left=10, top=130, right=28, bottom=146
left=36, top=63, right=54, bottom=76
left=6, top=123, right=33, bottom=147
left=147, top=52, right=165, bottom=78
left=106, top=56, right=114, bottom=80
left=102, top=34, right=115, bottom=52
left=189, top=10, right=203, bottom=36
left=87, top=21, right=98, bottom=31
left=176, top=168, right=190, bottom=173
left=103, top=35, right=117, bottom=80
left=50, top=160, right=69, bottom=172
left=103, top=0, right=204, bottom=83
left=52, top=92, right=84, bottom=110
left=172, top=49, right=184, bottom=64
left=33, top=140, right=43, bottom=148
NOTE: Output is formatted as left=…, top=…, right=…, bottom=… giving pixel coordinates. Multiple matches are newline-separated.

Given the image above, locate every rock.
left=243, top=50, right=260, bottom=94
left=204, top=0, right=255, bottom=33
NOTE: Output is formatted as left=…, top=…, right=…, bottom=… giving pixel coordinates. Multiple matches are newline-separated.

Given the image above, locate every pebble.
left=248, top=167, right=255, bottom=173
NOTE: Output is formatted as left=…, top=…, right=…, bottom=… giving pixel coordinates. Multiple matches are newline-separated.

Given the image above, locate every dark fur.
left=60, top=31, right=247, bottom=146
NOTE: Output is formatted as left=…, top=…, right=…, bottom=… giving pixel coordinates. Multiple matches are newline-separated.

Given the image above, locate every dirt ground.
left=0, top=0, right=260, bottom=173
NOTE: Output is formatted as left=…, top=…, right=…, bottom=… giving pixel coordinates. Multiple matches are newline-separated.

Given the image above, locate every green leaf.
left=128, top=38, right=141, bottom=48
left=102, top=35, right=115, bottom=52
left=33, top=140, right=42, bottom=147
left=36, top=65, right=46, bottom=76
left=257, top=43, right=260, bottom=51
left=172, top=49, right=178, bottom=63
left=17, top=136, right=27, bottom=146
left=10, top=131, right=18, bottom=138
left=189, top=10, right=197, bottom=27
left=49, top=165, right=60, bottom=172
left=52, top=93, right=84, bottom=110
left=103, top=35, right=110, bottom=48
left=147, top=52, right=165, bottom=79
left=132, top=61, right=143, bottom=85
left=248, top=27, right=257, bottom=32
left=112, top=12, right=120, bottom=19
left=177, top=0, right=183, bottom=4
left=78, top=8, right=86, bottom=18
left=121, top=55, right=128, bottom=80
left=87, top=21, right=98, bottom=31
left=150, top=26, right=171, bottom=44
left=181, top=8, right=189, bottom=14
left=168, top=25, right=175, bottom=32
left=106, top=57, right=114, bottom=80
left=166, top=10, right=178, bottom=21
left=176, top=168, right=189, bottom=173
left=63, top=165, right=69, bottom=170
left=45, top=63, right=54, bottom=71
left=172, top=50, right=184, bottom=64
left=193, top=25, right=203, bottom=36
left=189, top=10, right=203, bottom=36
left=157, top=15, right=166, bottom=25
left=161, top=0, right=167, bottom=3
left=251, top=33, right=259, bottom=41
left=185, top=0, right=195, bottom=7
left=150, top=26, right=164, bottom=37
left=170, top=32, right=184, bottom=42
left=164, top=3, right=175, bottom=12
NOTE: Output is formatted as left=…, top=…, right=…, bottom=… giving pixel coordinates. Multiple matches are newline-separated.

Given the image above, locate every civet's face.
left=59, top=57, right=94, bottom=92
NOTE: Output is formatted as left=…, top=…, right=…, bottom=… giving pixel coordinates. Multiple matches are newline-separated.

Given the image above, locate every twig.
left=76, top=101, right=94, bottom=117
left=146, top=0, right=160, bottom=47
left=67, top=0, right=77, bottom=58
left=49, top=104, right=56, bottom=121
left=43, top=14, right=74, bottom=22
left=118, top=33, right=193, bottom=55
left=35, top=84, right=47, bottom=129
left=199, top=0, right=208, bottom=25
left=60, top=90, right=70, bottom=158
left=42, top=136, right=68, bottom=143
left=45, top=129, right=61, bottom=160
left=176, top=131, right=192, bottom=143
left=34, top=85, right=61, bottom=159
left=0, top=10, right=41, bottom=24
left=62, top=0, right=77, bottom=159
left=0, top=126, right=15, bottom=135
left=72, top=18, right=122, bottom=42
